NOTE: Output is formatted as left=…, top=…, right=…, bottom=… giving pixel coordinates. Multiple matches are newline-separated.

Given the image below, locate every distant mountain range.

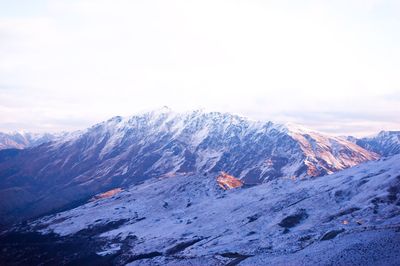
left=0, top=109, right=398, bottom=227
left=1, top=108, right=400, bottom=265
left=0, top=132, right=61, bottom=150
left=0, top=108, right=400, bottom=224
left=352, top=131, right=400, bottom=157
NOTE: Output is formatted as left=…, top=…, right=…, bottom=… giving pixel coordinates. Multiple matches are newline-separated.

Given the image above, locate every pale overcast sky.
left=0, top=0, right=399, bottom=136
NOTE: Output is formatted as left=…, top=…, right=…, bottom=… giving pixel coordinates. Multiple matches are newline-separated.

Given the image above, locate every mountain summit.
left=0, top=110, right=379, bottom=225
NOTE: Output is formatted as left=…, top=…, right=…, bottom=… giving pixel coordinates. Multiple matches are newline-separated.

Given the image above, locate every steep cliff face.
left=0, top=109, right=379, bottom=225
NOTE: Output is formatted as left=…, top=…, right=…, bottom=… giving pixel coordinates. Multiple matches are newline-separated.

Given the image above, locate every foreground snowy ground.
left=24, top=155, right=400, bottom=265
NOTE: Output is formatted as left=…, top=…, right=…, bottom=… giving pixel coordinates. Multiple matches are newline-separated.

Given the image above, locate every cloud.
left=0, top=0, right=399, bottom=135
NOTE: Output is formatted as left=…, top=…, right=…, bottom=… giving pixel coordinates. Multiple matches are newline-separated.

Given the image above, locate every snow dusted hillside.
left=0, top=109, right=379, bottom=226
left=0, top=131, right=61, bottom=150
left=8, top=154, right=398, bottom=265
left=281, top=123, right=379, bottom=176
left=355, top=131, right=400, bottom=157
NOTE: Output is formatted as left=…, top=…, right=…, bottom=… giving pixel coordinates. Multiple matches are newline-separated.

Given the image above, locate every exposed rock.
left=126, top=252, right=162, bottom=263
left=246, top=214, right=261, bottom=224
left=278, top=210, right=308, bottom=228
left=320, top=229, right=345, bottom=241
left=90, top=188, right=123, bottom=201
left=165, top=238, right=203, bottom=255
left=220, top=252, right=253, bottom=266
left=324, top=207, right=360, bottom=222
left=0, top=110, right=380, bottom=226
left=3, top=155, right=400, bottom=265
left=217, top=172, right=243, bottom=190
left=355, top=131, right=400, bottom=156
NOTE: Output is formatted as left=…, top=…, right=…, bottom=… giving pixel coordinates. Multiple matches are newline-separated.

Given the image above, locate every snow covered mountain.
left=354, top=131, right=400, bottom=157
left=0, top=132, right=60, bottom=150
left=0, top=109, right=379, bottom=226
left=3, top=154, right=399, bottom=265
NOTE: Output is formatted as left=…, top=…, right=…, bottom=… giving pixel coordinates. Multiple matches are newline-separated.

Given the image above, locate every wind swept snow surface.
left=21, top=155, right=400, bottom=265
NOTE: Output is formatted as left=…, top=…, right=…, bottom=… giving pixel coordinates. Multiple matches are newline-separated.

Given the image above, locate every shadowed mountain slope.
left=0, top=109, right=378, bottom=226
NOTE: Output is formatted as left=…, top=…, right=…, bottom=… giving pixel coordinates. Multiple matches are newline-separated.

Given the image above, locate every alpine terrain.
left=0, top=109, right=379, bottom=226
left=354, top=131, right=400, bottom=157
left=0, top=132, right=62, bottom=150
left=0, top=109, right=399, bottom=266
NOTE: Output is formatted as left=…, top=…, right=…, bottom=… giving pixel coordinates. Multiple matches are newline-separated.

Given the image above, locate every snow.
left=1, top=109, right=382, bottom=184
left=195, top=149, right=224, bottom=172
left=28, top=154, right=400, bottom=265
left=96, top=243, right=122, bottom=256
left=356, top=131, right=400, bottom=157
left=0, top=109, right=391, bottom=231
left=190, top=127, right=209, bottom=148
left=242, top=228, right=400, bottom=266
left=287, top=127, right=379, bottom=176
left=0, top=131, right=67, bottom=150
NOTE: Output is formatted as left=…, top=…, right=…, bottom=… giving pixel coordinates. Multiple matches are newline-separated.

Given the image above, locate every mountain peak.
left=0, top=109, right=388, bottom=225
left=282, top=122, right=317, bottom=134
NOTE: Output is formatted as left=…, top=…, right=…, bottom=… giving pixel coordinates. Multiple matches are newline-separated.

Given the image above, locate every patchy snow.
left=96, top=243, right=122, bottom=256
left=0, top=109, right=387, bottom=228
left=28, top=154, right=400, bottom=265
left=287, top=127, right=380, bottom=176
left=356, top=131, right=400, bottom=157
left=0, top=131, right=68, bottom=150
left=190, top=127, right=209, bottom=148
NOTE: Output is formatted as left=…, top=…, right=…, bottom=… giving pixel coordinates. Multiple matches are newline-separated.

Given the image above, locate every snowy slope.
left=0, top=131, right=62, bottom=150
left=355, top=131, right=400, bottom=157
left=20, top=154, right=400, bottom=265
left=284, top=123, right=379, bottom=175
left=0, top=109, right=379, bottom=226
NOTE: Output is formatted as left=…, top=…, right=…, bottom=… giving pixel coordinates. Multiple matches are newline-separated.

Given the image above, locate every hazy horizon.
left=1, top=0, right=399, bottom=136
left=0, top=107, right=397, bottom=139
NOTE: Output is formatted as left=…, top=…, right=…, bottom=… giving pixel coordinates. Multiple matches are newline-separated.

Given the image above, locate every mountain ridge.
left=354, top=130, right=400, bottom=157
left=0, top=131, right=63, bottom=150
left=0, top=109, right=387, bottom=226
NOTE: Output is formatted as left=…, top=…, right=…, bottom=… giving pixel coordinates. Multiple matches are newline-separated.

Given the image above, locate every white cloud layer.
left=0, top=0, right=399, bottom=136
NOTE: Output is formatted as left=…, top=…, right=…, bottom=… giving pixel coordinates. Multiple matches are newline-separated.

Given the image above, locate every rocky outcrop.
left=216, top=172, right=243, bottom=190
